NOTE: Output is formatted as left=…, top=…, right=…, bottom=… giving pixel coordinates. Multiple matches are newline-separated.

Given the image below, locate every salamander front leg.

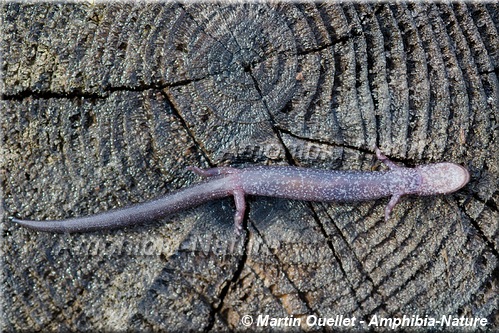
left=385, top=193, right=402, bottom=221
left=375, top=146, right=401, bottom=170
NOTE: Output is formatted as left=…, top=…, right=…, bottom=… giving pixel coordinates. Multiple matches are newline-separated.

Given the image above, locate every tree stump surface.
left=1, top=2, right=498, bottom=332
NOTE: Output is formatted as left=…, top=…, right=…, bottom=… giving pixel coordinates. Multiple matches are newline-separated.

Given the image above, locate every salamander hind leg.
left=231, top=189, right=246, bottom=236
left=187, top=166, right=239, bottom=178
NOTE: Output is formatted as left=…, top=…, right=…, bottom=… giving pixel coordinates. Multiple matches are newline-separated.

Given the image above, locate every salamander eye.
left=416, top=163, right=470, bottom=195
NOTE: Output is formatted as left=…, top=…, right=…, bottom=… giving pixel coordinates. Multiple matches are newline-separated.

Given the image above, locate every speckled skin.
left=10, top=147, right=470, bottom=234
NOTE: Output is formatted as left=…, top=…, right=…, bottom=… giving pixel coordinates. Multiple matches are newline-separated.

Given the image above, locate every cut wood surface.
left=1, top=2, right=498, bottom=332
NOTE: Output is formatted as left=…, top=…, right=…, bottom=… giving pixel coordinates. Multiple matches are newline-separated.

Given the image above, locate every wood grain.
left=2, top=2, right=498, bottom=331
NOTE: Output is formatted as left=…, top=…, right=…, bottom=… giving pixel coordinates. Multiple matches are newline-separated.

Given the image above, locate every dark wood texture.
left=1, top=2, right=498, bottom=332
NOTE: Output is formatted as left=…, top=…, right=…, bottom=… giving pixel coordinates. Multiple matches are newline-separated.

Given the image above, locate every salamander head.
left=415, top=163, right=470, bottom=196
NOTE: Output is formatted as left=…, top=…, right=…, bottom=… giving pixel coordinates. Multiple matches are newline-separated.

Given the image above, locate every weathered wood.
left=1, top=2, right=498, bottom=332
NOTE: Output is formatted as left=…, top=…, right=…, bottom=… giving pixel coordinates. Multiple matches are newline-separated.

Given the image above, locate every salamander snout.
left=416, top=162, right=470, bottom=195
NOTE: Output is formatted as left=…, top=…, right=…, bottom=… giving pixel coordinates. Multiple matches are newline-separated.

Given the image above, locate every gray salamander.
left=10, top=147, right=470, bottom=234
